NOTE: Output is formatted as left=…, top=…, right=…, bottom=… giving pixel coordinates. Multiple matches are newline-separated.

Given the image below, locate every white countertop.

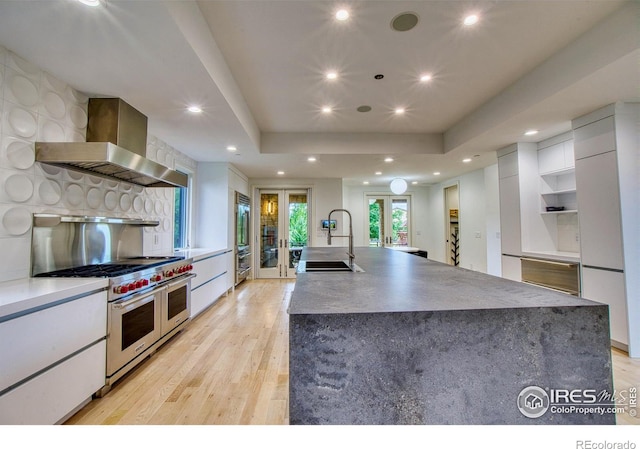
left=174, top=247, right=231, bottom=262
left=0, top=277, right=108, bottom=320
left=521, top=251, right=581, bottom=263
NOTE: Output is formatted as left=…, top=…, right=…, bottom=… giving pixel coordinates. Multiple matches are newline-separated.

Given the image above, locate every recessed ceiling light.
left=420, top=74, right=432, bottom=82
left=326, top=71, right=338, bottom=80
left=411, top=181, right=418, bottom=185
left=322, top=106, right=332, bottom=113
left=308, top=157, right=317, bottom=162
left=433, top=172, right=441, bottom=176
left=78, top=0, right=100, bottom=6
left=357, top=105, right=372, bottom=113
left=277, top=171, right=285, bottom=175
left=394, top=108, right=405, bottom=115
left=524, top=129, right=539, bottom=136
left=463, top=14, right=479, bottom=26
left=363, top=181, right=370, bottom=185
left=463, top=158, right=472, bottom=163
left=226, top=146, right=237, bottom=152
left=375, top=171, right=382, bottom=175
left=335, top=9, right=349, bottom=21
left=187, top=106, right=202, bottom=113
left=384, top=157, right=394, bottom=163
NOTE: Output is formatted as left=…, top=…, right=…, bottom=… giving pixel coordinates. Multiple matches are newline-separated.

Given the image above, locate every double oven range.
left=31, top=214, right=195, bottom=396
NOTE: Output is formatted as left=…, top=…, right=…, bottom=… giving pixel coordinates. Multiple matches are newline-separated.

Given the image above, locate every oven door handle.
left=166, top=273, right=197, bottom=289
left=112, top=289, right=164, bottom=309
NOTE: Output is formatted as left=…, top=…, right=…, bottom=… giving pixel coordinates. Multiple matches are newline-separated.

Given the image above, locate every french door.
left=257, top=189, right=310, bottom=278
left=366, top=195, right=411, bottom=247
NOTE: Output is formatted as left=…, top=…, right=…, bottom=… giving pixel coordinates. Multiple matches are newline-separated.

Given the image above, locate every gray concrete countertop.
left=289, top=247, right=601, bottom=315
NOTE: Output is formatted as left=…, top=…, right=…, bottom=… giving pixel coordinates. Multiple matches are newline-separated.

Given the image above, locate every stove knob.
left=136, top=280, right=143, bottom=289
left=128, top=283, right=136, bottom=291
left=166, top=270, right=174, bottom=277
left=142, top=279, right=149, bottom=286
left=115, top=285, right=128, bottom=294
left=188, top=264, right=193, bottom=271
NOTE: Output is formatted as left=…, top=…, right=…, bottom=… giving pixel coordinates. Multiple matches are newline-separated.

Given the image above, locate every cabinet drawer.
left=521, top=258, right=580, bottom=295
left=191, top=253, right=228, bottom=289
left=574, top=116, right=616, bottom=160
left=0, top=340, right=106, bottom=424
left=0, top=291, right=107, bottom=392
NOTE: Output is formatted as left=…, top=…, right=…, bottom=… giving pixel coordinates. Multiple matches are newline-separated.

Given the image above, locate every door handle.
left=279, top=239, right=283, bottom=248
left=285, top=239, right=288, bottom=248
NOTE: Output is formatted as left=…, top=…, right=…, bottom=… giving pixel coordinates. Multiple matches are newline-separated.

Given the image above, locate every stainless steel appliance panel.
left=161, top=275, right=193, bottom=336
left=521, top=257, right=580, bottom=295
left=235, top=192, right=251, bottom=285
left=107, top=287, right=163, bottom=377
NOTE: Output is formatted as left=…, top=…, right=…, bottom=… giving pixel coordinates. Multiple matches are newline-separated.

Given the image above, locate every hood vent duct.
left=35, top=98, right=188, bottom=188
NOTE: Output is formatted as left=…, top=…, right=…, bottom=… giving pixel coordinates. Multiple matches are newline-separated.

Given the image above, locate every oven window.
left=122, top=301, right=156, bottom=350
left=168, top=285, right=187, bottom=320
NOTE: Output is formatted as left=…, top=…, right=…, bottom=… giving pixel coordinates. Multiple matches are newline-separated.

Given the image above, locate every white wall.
left=195, top=162, right=249, bottom=251
left=424, top=165, right=501, bottom=274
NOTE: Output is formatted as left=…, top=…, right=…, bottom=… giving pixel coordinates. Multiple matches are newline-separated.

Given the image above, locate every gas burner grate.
left=34, top=263, right=148, bottom=278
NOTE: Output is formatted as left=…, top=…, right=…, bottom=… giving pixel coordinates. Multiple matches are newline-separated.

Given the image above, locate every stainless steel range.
left=31, top=214, right=195, bottom=396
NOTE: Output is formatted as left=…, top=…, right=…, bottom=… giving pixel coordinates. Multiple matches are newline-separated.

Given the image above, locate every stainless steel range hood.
left=35, top=98, right=188, bottom=188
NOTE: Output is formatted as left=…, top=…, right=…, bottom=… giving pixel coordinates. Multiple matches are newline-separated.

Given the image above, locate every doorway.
left=444, top=184, right=459, bottom=266
left=257, top=189, right=310, bottom=278
left=366, top=195, right=411, bottom=247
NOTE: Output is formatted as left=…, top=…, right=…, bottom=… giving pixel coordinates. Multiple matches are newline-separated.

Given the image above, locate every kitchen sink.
left=297, top=260, right=364, bottom=273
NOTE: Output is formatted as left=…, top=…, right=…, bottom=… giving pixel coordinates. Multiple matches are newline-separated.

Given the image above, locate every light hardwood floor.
left=65, top=279, right=639, bottom=425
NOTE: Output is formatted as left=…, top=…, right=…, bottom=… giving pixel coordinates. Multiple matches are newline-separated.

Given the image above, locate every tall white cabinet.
left=572, top=103, right=639, bottom=354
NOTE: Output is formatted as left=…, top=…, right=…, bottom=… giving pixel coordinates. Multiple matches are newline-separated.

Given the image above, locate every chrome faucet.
left=327, top=209, right=355, bottom=267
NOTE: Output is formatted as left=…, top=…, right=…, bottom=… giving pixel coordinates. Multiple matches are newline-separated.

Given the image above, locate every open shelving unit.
left=539, top=167, right=578, bottom=215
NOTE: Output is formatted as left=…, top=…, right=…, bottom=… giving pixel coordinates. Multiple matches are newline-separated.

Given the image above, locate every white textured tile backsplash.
left=0, top=45, right=197, bottom=282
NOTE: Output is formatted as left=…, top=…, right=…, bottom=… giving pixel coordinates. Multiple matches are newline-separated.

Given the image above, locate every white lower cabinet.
left=0, top=340, right=106, bottom=424
left=501, top=255, right=522, bottom=282
left=581, top=267, right=628, bottom=347
left=0, top=290, right=107, bottom=424
left=190, top=251, right=231, bottom=318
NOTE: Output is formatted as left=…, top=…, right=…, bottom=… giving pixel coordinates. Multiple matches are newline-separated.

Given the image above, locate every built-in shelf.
left=541, top=189, right=576, bottom=196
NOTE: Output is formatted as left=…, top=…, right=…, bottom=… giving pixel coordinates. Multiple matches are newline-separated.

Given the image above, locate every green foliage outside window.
left=289, top=203, right=308, bottom=247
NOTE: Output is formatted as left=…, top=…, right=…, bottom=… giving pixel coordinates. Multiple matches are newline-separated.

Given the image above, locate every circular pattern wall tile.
left=2, top=207, right=32, bottom=236
left=67, top=170, right=84, bottom=182
left=43, top=91, right=66, bottom=119
left=69, top=104, right=88, bottom=129
left=87, top=187, right=102, bottom=209
left=154, top=200, right=162, bottom=215
left=65, top=183, right=84, bottom=207
left=164, top=189, right=172, bottom=200
left=39, top=164, right=62, bottom=177
left=87, top=175, right=104, bottom=186
left=144, top=198, right=153, bottom=214
left=69, top=129, right=85, bottom=142
left=8, top=107, right=37, bottom=138
left=163, top=218, right=171, bottom=232
left=119, top=193, right=132, bottom=211
left=38, top=179, right=62, bottom=205
left=163, top=202, right=171, bottom=215
left=41, top=119, right=66, bottom=141
left=104, top=190, right=118, bottom=211
left=6, top=139, right=35, bottom=169
left=43, top=72, right=67, bottom=93
left=5, top=174, right=34, bottom=202
left=132, top=196, right=143, bottom=213
left=132, top=185, right=144, bottom=194
left=10, top=74, right=39, bottom=106
left=105, top=180, right=119, bottom=190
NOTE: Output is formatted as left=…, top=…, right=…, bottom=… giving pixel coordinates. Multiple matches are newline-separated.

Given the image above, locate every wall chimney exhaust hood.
left=35, top=98, right=188, bottom=188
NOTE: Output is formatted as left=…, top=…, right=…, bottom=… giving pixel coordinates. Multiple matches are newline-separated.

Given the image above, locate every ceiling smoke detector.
left=391, top=12, right=419, bottom=32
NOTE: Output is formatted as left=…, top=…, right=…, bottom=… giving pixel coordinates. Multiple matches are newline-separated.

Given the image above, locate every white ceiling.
left=0, top=0, right=637, bottom=186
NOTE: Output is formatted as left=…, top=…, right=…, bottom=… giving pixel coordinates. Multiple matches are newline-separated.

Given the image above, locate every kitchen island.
left=288, top=247, right=614, bottom=424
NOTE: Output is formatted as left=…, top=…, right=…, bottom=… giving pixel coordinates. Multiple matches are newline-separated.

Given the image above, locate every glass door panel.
left=257, top=189, right=310, bottom=278
left=287, top=192, right=308, bottom=276
left=258, top=191, right=281, bottom=278
left=367, top=195, right=411, bottom=247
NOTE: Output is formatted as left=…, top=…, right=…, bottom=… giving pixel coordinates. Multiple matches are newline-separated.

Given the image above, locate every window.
left=173, top=171, right=190, bottom=249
